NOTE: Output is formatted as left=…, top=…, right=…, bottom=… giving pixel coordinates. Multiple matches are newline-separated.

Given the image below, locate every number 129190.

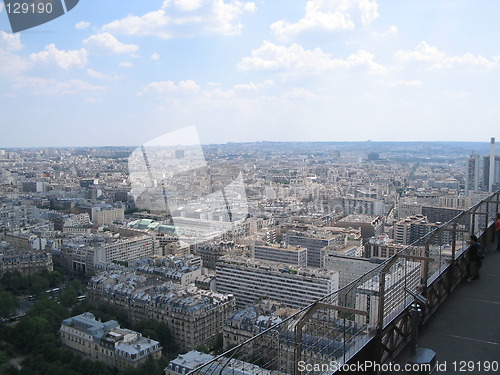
left=6, top=2, right=53, bottom=14
left=452, top=361, right=498, bottom=372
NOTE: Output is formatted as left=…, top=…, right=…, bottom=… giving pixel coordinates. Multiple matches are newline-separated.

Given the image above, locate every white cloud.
left=15, top=76, right=105, bottom=95
left=29, top=44, right=88, bottom=69
left=271, top=0, right=379, bottom=41
left=395, top=41, right=445, bottom=62
left=238, top=41, right=385, bottom=74
left=234, top=80, right=274, bottom=91
left=0, top=32, right=28, bottom=76
left=102, top=0, right=256, bottom=39
left=203, top=88, right=236, bottom=99
left=119, top=61, right=133, bottom=68
left=151, top=52, right=160, bottom=61
left=87, top=69, right=109, bottom=80
left=238, top=41, right=335, bottom=72
left=283, top=87, right=318, bottom=99
left=395, top=41, right=499, bottom=70
left=83, top=33, right=139, bottom=54
left=75, top=21, right=91, bottom=30
left=0, top=31, right=23, bottom=51
left=442, top=90, right=471, bottom=100
left=0, top=51, right=29, bottom=76
left=438, top=53, right=495, bottom=69
left=139, top=80, right=201, bottom=96
left=389, top=80, right=423, bottom=87
left=86, top=68, right=121, bottom=81
left=387, top=25, right=398, bottom=34
left=0, top=3, right=3, bottom=12
left=372, top=25, right=398, bottom=36
left=171, top=0, right=205, bottom=11
left=357, top=0, right=379, bottom=25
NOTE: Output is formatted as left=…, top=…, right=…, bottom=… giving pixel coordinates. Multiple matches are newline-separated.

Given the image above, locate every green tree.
left=93, top=303, right=129, bottom=326
left=67, top=279, right=84, bottom=293
left=0, top=351, right=9, bottom=374
left=134, top=319, right=177, bottom=353
left=12, top=316, right=54, bottom=351
left=141, top=355, right=163, bottom=375
left=122, top=366, right=143, bottom=375
left=0, top=291, right=18, bottom=318
left=29, top=274, right=50, bottom=296
left=48, top=270, right=62, bottom=287
left=59, top=288, right=77, bottom=308
left=1, top=270, right=29, bottom=293
left=196, top=344, right=210, bottom=354
left=27, top=298, right=69, bottom=332
left=213, top=333, right=224, bottom=354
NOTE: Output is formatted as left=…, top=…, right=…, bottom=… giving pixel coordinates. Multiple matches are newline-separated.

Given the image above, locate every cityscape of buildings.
left=0, top=138, right=499, bottom=373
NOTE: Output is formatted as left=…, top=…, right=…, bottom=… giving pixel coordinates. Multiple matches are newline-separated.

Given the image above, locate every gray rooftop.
left=61, top=312, right=119, bottom=340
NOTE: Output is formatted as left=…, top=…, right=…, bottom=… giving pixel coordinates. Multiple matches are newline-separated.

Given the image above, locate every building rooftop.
left=61, top=312, right=119, bottom=340
left=89, top=269, right=233, bottom=310
left=167, top=350, right=284, bottom=375
left=254, top=243, right=306, bottom=252
left=217, top=254, right=338, bottom=278
left=337, top=214, right=382, bottom=223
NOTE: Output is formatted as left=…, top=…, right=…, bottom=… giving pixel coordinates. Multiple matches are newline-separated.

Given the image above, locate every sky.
left=0, top=0, right=499, bottom=147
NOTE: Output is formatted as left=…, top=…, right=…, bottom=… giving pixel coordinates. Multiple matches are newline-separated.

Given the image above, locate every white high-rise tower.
left=465, top=153, right=480, bottom=196
left=489, top=138, right=495, bottom=192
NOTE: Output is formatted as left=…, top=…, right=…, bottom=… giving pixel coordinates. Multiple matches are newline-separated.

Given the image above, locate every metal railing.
left=186, top=190, right=500, bottom=375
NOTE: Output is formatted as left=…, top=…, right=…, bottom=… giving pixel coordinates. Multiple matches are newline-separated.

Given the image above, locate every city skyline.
left=1, top=0, right=500, bottom=147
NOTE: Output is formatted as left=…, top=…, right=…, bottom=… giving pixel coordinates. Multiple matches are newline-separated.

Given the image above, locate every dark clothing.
left=495, top=218, right=500, bottom=251
left=469, top=261, right=480, bottom=280
left=467, top=243, right=481, bottom=280
left=468, top=243, right=480, bottom=262
left=496, top=219, right=500, bottom=251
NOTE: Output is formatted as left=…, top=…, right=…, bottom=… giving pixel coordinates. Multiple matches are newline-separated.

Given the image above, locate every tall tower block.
left=489, top=138, right=495, bottom=192
left=465, top=153, right=480, bottom=196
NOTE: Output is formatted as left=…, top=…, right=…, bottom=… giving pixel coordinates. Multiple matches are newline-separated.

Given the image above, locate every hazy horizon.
left=0, top=139, right=495, bottom=151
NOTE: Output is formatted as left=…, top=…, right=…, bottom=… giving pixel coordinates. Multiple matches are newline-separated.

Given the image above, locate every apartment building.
left=283, top=232, right=337, bottom=268
left=252, top=243, right=307, bottom=266
left=165, top=351, right=282, bottom=375
left=322, top=255, right=378, bottom=287
left=393, top=215, right=453, bottom=246
left=61, top=235, right=155, bottom=274
left=196, top=243, right=228, bottom=270
left=223, top=301, right=298, bottom=350
left=335, top=214, right=384, bottom=240
left=0, top=204, right=38, bottom=229
left=60, top=312, right=161, bottom=371
left=0, top=245, right=53, bottom=276
left=87, top=271, right=235, bottom=351
left=337, top=197, right=385, bottom=216
left=397, top=200, right=463, bottom=224
left=365, top=236, right=407, bottom=259
left=216, top=256, right=339, bottom=308
left=135, top=260, right=202, bottom=286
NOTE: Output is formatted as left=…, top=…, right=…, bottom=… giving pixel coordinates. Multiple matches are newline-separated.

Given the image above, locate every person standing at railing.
left=495, top=213, right=500, bottom=252
left=467, top=235, right=481, bottom=282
